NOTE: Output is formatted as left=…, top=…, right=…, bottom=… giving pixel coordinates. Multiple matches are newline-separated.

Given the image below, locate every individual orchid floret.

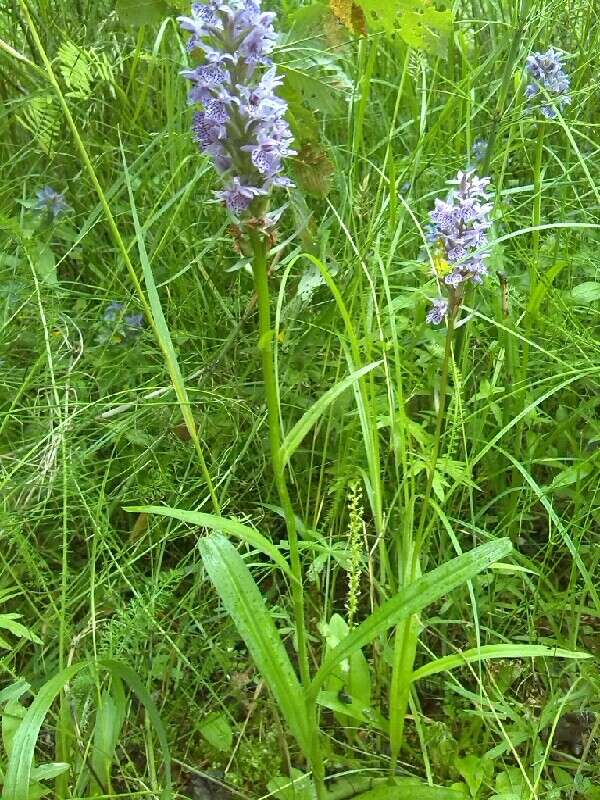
left=215, top=178, right=266, bottom=215
left=178, top=0, right=295, bottom=218
left=426, top=298, right=449, bottom=326
left=525, top=47, right=571, bottom=119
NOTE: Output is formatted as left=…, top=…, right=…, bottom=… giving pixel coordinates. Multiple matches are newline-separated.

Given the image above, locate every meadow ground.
left=1, top=1, right=599, bottom=798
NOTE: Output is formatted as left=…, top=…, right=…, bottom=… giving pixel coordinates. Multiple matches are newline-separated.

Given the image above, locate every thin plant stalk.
left=516, top=122, right=545, bottom=500
left=249, top=230, right=326, bottom=799
left=531, top=122, right=546, bottom=297
left=389, top=309, right=456, bottom=774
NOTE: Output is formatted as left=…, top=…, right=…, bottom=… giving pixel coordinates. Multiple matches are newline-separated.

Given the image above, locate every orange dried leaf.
left=330, top=0, right=366, bottom=34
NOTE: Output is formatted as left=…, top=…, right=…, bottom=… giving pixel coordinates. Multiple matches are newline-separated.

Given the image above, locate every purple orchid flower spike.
left=525, top=47, right=571, bottom=119
left=178, top=0, right=295, bottom=220
left=426, top=169, right=494, bottom=324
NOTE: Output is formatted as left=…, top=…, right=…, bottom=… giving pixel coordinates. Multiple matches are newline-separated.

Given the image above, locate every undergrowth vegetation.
left=0, top=0, right=599, bottom=798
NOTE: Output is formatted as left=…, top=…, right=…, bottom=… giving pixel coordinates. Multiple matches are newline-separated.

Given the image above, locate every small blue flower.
left=525, top=48, right=571, bottom=119
left=102, top=302, right=145, bottom=343
left=34, top=186, right=70, bottom=219
left=179, top=0, right=295, bottom=218
left=103, top=301, right=124, bottom=322
left=123, top=313, right=145, bottom=339
left=471, top=139, right=487, bottom=163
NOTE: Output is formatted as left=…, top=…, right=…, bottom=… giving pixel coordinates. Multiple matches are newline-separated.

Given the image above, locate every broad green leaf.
left=356, top=0, right=453, bottom=57
left=0, top=614, right=42, bottom=646
left=316, top=691, right=387, bottom=733
left=320, top=614, right=372, bottom=729
left=2, top=699, right=26, bottom=757
left=116, top=0, right=168, bottom=26
left=545, top=462, right=593, bottom=492
left=0, top=680, right=30, bottom=705
left=269, top=769, right=316, bottom=800
left=127, top=505, right=293, bottom=579
left=281, top=66, right=347, bottom=116
left=198, top=534, right=312, bottom=758
left=454, top=755, right=493, bottom=799
left=307, top=539, right=512, bottom=701
left=34, top=245, right=58, bottom=287
left=354, top=778, right=466, bottom=800
left=29, top=763, right=69, bottom=781
left=397, top=0, right=453, bottom=58
left=197, top=712, right=233, bottom=753
left=280, top=361, right=382, bottom=467
left=571, top=281, right=600, bottom=304
left=356, top=0, right=398, bottom=30
left=4, top=660, right=171, bottom=800
left=411, top=644, right=591, bottom=683
left=89, top=683, right=126, bottom=796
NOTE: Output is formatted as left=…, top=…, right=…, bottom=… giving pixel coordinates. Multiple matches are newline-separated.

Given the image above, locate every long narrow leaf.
left=198, top=534, right=312, bottom=758
left=98, top=659, right=172, bottom=792
left=279, top=361, right=382, bottom=468
left=126, top=505, right=293, bottom=578
left=411, top=644, right=591, bottom=683
left=4, top=661, right=171, bottom=800
left=4, top=664, right=83, bottom=800
left=307, top=538, right=512, bottom=702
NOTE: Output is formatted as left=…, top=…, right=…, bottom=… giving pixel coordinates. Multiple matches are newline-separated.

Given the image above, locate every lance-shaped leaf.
left=307, top=538, right=512, bottom=702
left=198, top=534, right=313, bottom=758
left=126, top=505, right=293, bottom=579
left=411, top=644, right=591, bottom=683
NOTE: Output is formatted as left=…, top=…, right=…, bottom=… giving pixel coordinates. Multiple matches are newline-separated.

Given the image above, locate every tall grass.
left=0, top=0, right=599, bottom=797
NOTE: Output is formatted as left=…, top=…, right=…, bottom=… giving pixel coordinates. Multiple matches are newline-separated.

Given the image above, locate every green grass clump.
left=1, top=0, right=599, bottom=798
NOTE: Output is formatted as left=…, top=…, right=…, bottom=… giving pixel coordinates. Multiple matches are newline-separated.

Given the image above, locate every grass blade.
left=411, top=644, right=591, bottom=683
left=279, top=360, right=382, bottom=468
left=118, top=138, right=220, bottom=513
left=127, top=505, right=293, bottom=578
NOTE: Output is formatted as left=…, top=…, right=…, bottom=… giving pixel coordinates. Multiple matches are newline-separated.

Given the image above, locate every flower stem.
left=249, top=230, right=326, bottom=798
left=531, top=122, right=546, bottom=296
left=388, top=309, right=456, bottom=775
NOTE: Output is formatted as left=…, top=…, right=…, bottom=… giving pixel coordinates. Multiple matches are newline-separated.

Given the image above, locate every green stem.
left=388, top=309, right=456, bottom=775
left=481, top=0, right=530, bottom=176
left=249, top=232, right=326, bottom=799
left=413, top=309, right=456, bottom=565
left=530, top=123, right=546, bottom=298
